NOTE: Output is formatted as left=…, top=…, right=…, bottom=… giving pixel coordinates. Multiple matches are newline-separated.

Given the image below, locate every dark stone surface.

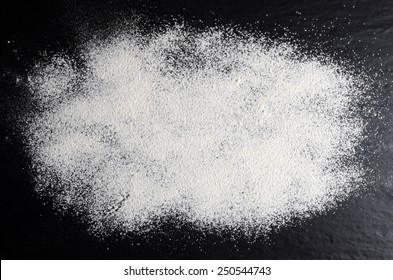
left=1, top=0, right=392, bottom=259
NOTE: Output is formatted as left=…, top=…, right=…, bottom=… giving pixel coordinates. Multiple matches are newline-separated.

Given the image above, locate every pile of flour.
left=24, top=26, right=368, bottom=235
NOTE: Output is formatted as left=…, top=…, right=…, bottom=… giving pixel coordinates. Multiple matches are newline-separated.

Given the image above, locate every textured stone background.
left=1, top=0, right=392, bottom=259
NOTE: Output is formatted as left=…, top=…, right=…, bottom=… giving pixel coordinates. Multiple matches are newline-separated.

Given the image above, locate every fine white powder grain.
left=23, top=26, right=369, bottom=236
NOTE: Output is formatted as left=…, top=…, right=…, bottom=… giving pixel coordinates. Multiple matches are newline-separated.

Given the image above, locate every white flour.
left=24, top=27, right=369, bottom=235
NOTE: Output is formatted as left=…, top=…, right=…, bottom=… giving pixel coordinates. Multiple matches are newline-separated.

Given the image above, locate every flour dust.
left=23, top=26, right=370, bottom=236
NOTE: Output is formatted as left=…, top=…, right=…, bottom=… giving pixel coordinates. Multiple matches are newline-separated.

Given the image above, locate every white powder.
left=23, top=26, right=369, bottom=236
